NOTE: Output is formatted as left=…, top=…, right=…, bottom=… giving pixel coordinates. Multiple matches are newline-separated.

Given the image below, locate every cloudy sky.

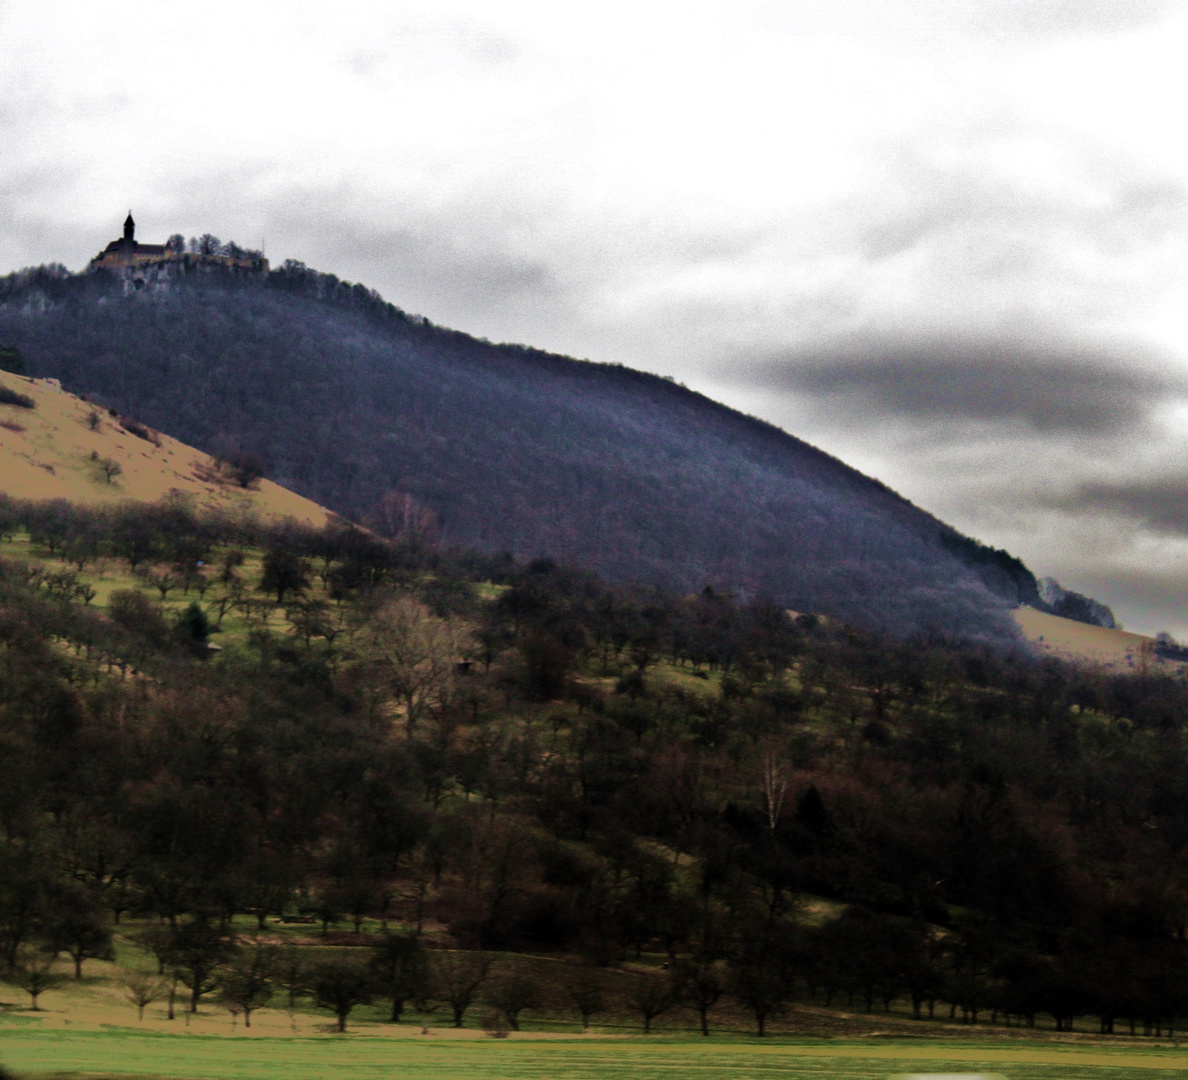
left=4, top=0, right=1188, bottom=635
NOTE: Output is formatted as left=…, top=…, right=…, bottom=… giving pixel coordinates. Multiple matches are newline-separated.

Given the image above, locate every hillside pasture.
left=1012, top=606, right=1178, bottom=672
left=0, top=370, right=331, bottom=527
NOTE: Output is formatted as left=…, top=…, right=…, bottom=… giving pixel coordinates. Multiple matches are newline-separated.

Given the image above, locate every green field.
left=4, top=1031, right=1188, bottom=1080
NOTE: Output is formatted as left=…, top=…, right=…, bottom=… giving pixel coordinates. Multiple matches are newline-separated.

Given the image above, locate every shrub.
left=220, top=449, right=266, bottom=488
left=175, top=601, right=212, bottom=650
left=108, top=588, right=169, bottom=643
left=119, top=416, right=160, bottom=445
left=0, top=385, right=35, bottom=409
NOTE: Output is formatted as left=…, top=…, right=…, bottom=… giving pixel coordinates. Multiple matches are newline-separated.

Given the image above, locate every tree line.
left=4, top=498, right=1188, bottom=1034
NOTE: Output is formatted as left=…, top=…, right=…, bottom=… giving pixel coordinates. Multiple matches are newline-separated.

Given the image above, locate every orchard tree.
left=431, top=951, right=492, bottom=1028
left=260, top=546, right=310, bottom=605
left=123, top=972, right=168, bottom=1021
left=485, top=973, right=540, bottom=1031
left=565, top=973, right=604, bottom=1031
left=359, top=595, right=467, bottom=737
left=47, top=899, right=114, bottom=978
left=674, top=961, right=725, bottom=1037
left=172, top=917, right=234, bottom=1013
left=14, top=953, right=63, bottom=1010
left=629, top=976, right=674, bottom=1034
left=310, top=956, right=373, bottom=1032
left=370, top=931, right=430, bottom=1023
left=216, top=943, right=276, bottom=1028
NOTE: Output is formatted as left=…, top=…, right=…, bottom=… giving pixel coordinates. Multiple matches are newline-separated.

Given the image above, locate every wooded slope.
left=0, top=261, right=1037, bottom=640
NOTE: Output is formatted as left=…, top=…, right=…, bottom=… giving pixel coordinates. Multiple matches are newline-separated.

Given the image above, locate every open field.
left=0, top=370, right=331, bottom=527
left=1012, top=607, right=1180, bottom=672
left=5, top=1030, right=1188, bottom=1080
left=6, top=920, right=1179, bottom=1047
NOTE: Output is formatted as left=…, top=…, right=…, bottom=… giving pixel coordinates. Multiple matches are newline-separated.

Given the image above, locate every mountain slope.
left=0, top=260, right=1032, bottom=639
left=0, top=367, right=333, bottom=527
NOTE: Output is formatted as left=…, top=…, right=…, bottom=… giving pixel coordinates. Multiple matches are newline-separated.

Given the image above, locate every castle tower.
left=123, top=213, right=135, bottom=244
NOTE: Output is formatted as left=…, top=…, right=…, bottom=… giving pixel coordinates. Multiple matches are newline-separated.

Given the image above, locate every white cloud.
left=4, top=0, right=1188, bottom=632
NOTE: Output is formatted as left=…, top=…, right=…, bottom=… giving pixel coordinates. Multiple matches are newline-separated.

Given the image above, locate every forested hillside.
left=4, top=499, right=1188, bottom=1034
left=0, top=260, right=1045, bottom=642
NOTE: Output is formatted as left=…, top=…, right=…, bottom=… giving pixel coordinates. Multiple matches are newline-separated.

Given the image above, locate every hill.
left=4, top=502, right=1188, bottom=1040
left=1, top=259, right=1042, bottom=641
left=0, top=368, right=333, bottom=527
left=1013, top=605, right=1184, bottom=672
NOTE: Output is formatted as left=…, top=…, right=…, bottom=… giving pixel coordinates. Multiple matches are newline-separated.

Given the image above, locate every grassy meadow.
left=5, top=1029, right=1188, bottom=1080
left=4, top=926, right=1188, bottom=1080
left=0, top=527, right=285, bottom=654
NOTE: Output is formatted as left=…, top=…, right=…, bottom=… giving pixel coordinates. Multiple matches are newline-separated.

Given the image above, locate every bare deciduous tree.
left=359, top=595, right=469, bottom=737
left=431, top=951, right=493, bottom=1028
left=629, top=976, right=674, bottom=1034
left=485, top=973, right=540, bottom=1031
left=565, top=973, right=603, bottom=1031
left=368, top=490, right=439, bottom=549
left=216, top=942, right=276, bottom=1027
left=14, top=954, right=62, bottom=1010
left=123, top=972, right=168, bottom=1021
left=759, top=746, right=789, bottom=831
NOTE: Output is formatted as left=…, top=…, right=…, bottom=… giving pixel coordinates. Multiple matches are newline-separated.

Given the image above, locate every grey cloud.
left=1044, top=565, right=1188, bottom=638
left=1046, top=478, right=1188, bottom=537
left=250, top=188, right=564, bottom=333
left=854, top=149, right=1188, bottom=270
left=0, top=161, right=93, bottom=269
left=738, top=334, right=1186, bottom=434
left=118, top=168, right=560, bottom=328
left=298, top=218, right=556, bottom=314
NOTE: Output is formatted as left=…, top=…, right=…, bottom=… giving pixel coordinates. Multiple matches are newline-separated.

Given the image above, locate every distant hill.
left=0, top=258, right=1046, bottom=641
left=1014, top=606, right=1176, bottom=671
left=0, top=367, right=333, bottom=527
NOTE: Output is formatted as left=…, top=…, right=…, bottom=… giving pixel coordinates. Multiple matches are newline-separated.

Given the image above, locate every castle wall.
left=89, top=248, right=269, bottom=273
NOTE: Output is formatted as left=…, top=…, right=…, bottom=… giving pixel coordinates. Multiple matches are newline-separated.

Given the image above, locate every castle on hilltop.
left=89, top=214, right=269, bottom=273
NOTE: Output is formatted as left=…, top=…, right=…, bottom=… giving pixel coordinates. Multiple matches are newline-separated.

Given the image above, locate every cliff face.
left=0, top=262, right=1029, bottom=640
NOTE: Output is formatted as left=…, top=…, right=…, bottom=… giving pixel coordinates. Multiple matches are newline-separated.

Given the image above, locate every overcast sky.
left=4, top=0, right=1188, bottom=635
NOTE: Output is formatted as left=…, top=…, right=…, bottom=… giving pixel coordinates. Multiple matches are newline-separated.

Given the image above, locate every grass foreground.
left=5, top=1030, right=1188, bottom=1080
